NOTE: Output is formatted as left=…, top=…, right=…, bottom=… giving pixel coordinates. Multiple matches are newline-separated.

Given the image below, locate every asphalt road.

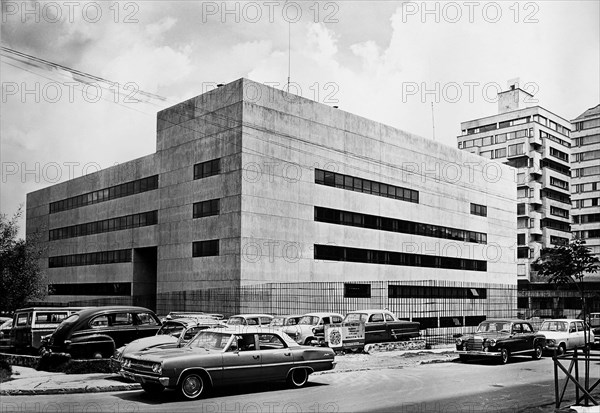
left=1, top=356, right=598, bottom=412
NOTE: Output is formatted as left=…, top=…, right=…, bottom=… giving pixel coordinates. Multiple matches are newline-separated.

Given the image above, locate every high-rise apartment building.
left=457, top=82, right=572, bottom=311
left=571, top=104, right=600, bottom=267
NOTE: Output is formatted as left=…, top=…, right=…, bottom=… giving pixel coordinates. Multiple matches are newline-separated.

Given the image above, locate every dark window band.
left=388, top=285, right=487, bottom=299
left=314, top=244, right=487, bottom=272
left=315, top=169, right=418, bottom=204
left=470, top=203, right=487, bottom=217
left=315, top=207, right=487, bottom=244
left=193, top=199, right=220, bottom=218
left=49, top=175, right=158, bottom=214
left=194, top=159, right=221, bottom=180
left=49, top=211, right=158, bottom=241
left=49, top=282, right=131, bottom=296
left=49, top=249, right=132, bottom=268
left=192, top=240, right=219, bottom=257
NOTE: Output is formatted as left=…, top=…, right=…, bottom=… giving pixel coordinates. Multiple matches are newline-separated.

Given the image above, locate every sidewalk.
left=0, top=347, right=456, bottom=395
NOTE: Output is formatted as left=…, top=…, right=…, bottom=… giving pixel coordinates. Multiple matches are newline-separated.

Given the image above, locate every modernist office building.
left=457, top=83, right=573, bottom=312
left=27, top=79, right=517, bottom=317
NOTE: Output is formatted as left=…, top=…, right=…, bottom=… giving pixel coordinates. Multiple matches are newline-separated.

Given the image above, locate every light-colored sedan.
left=282, top=312, right=344, bottom=345
left=538, top=319, right=594, bottom=355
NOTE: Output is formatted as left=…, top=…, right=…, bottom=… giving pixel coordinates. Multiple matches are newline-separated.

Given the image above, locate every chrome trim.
left=176, top=367, right=214, bottom=387
left=457, top=350, right=500, bottom=357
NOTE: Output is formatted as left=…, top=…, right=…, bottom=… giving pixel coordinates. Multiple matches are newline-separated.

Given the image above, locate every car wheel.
left=500, top=348, right=510, bottom=364
left=91, top=351, right=105, bottom=359
left=304, top=338, right=313, bottom=345
left=179, top=372, right=205, bottom=400
left=532, top=343, right=543, bottom=360
left=557, top=344, right=566, bottom=356
left=141, top=383, right=164, bottom=394
left=287, top=368, right=309, bottom=388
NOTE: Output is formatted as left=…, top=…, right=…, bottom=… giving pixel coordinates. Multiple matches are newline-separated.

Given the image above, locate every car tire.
left=532, top=343, right=543, bottom=360
left=500, top=348, right=510, bottom=364
left=304, top=338, right=313, bottom=346
left=557, top=344, right=566, bottom=356
left=287, top=368, right=309, bottom=388
left=179, top=372, right=206, bottom=400
left=141, top=383, right=164, bottom=394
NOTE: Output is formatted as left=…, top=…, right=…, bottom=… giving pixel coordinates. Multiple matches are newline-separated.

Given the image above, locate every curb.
left=0, top=382, right=141, bottom=396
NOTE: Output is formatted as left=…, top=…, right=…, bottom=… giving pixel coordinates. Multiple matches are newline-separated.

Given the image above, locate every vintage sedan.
left=269, top=315, right=303, bottom=328
left=343, top=309, right=421, bottom=344
left=45, top=306, right=161, bottom=359
left=282, top=312, right=344, bottom=345
left=456, top=319, right=545, bottom=364
left=226, top=314, right=273, bottom=326
left=538, top=319, right=594, bottom=355
left=114, top=317, right=223, bottom=364
left=120, top=326, right=336, bottom=400
left=0, top=319, right=13, bottom=351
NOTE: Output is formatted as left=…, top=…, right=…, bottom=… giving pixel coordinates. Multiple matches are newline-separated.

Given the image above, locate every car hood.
left=122, top=335, right=178, bottom=355
left=128, top=346, right=220, bottom=362
left=464, top=331, right=511, bottom=340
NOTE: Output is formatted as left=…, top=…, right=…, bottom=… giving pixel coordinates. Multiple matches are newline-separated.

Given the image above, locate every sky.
left=1, top=0, right=599, bottom=237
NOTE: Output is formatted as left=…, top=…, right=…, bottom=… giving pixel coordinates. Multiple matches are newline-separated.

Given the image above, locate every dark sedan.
left=45, top=306, right=161, bottom=359
left=343, top=309, right=421, bottom=344
left=456, top=319, right=545, bottom=364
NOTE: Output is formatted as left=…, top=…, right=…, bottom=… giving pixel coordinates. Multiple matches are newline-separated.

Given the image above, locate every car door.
left=257, top=333, right=293, bottom=380
left=521, top=322, right=536, bottom=351
left=574, top=321, right=586, bottom=347
left=365, top=312, right=387, bottom=343
left=511, top=323, right=527, bottom=352
left=108, top=312, right=137, bottom=348
left=134, top=312, right=160, bottom=339
left=221, top=334, right=262, bottom=384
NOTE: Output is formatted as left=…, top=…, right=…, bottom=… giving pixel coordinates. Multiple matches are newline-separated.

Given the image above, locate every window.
left=388, top=286, right=487, bottom=299
left=517, top=234, right=526, bottom=245
left=470, top=203, right=487, bottom=217
left=193, top=158, right=221, bottom=180
left=575, top=134, right=600, bottom=146
left=550, top=177, right=569, bottom=190
left=550, top=147, right=569, bottom=162
left=137, top=313, right=159, bottom=326
left=193, top=199, right=220, bottom=218
left=495, top=134, right=507, bottom=144
left=550, top=236, right=569, bottom=246
left=49, top=282, right=131, bottom=296
left=574, top=166, right=600, bottom=177
left=192, top=240, right=219, bottom=257
left=344, top=283, right=371, bottom=298
left=550, top=206, right=569, bottom=219
left=495, top=148, right=507, bottom=158
left=113, top=313, right=133, bottom=326
left=49, top=175, right=158, bottom=214
left=90, top=315, right=109, bottom=328
left=508, top=143, right=524, bottom=156
left=480, top=150, right=493, bottom=159
left=314, top=169, right=418, bottom=204
left=49, top=211, right=158, bottom=241
left=49, top=249, right=132, bottom=268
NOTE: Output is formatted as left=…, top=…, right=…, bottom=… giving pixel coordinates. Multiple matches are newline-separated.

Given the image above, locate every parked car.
left=456, top=319, right=545, bottom=364
left=11, top=307, right=85, bottom=353
left=226, top=314, right=273, bottom=326
left=282, top=312, right=343, bottom=345
left=0, top=319, right=13, bottom=351
left=120, top=326, right=336, bottom=399
left=44, top=306, right=161, bottom=359
left=114, top=317, right=223, bottom=364
left=539, top=319, right=594, bottom=355
left=343, top=309, right=421, bottom=344
left=589, top=312, right=600, bottom=347
left=269, top=315, right=303, bottom=328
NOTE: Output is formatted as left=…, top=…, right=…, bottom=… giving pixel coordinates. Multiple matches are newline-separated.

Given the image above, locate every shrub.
left=36, top=352, right=71, bottom=372
left=0, top=359, right=12, bottom=382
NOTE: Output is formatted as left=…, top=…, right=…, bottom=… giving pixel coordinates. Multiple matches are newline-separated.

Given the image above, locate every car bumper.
left=120, top=370, right=171, bottom=387
left=456, top=350, right=501, bottom=357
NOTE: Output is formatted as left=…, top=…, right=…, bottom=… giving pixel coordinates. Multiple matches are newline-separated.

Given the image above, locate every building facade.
left=27, top=79, right=517, bottom=321
left=457, top=83, right=573, bottom=312
left=571, top=104, right=600, bottom=264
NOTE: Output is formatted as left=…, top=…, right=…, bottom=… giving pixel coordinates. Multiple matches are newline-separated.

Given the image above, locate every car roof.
left=163, top=317, right=221, bottom=326
left=272, top=314, right=303, bottom=318
left=229, top=314, right=273, bottom=318
left=303, top=312, right=343, bottom=317
left=74, top=306, right=156, bottom=318
left=346, top=309, right=393, bottom=314
left=204, top=326, right=278, bottom=334
left=483, top=319, right=533, bottom=324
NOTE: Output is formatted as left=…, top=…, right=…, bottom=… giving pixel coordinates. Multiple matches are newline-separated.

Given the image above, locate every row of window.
left=315, top=169, right=419, bottom=204
left=541, top=189, right=571, bottom=205
left=540, top=130, right=571, bottom=148
left=193, top=199, right=220, bottom=218
left=541, top=218, right=570, bottom=232
left=573, top=150, right=600, bottom=162
left=48, top=282, right=131, bottom=296
left=573, top=134, right=600, bottom=147
left=49, top=249, right=132, bottom=268
left=573, top=165, right=600, bottom=178
left=314, top=244, right=487, bottom=272
left=550, top=206, right=569, bottom=219
left=315, top=207, right=488, bottom=244
left=49, top=175, right=159, bottom=214
left=573, top=230, right=600, bottom=239
left=534, top=115, right=571, bottom=137
left=550, top=177, right=569, bottom=190
left=465, top=116, right=530, bottom=135
left=572, top=198, right=600, bottom=209
left=194, top=159, right=221, bottom=180
left=550, top=236, right=569, bottom=246
left=49, top=211, right=158, bottom=241
left=573, top=118, right=600, bottom=131
left=412, top=315, right=487, bottom=329
left=541, top=159, right=570, bottom=177
left=549, top=147, right=569, bottom=162
left=460, top=128, right=530, bottom=149
left=470, top=203, right=487, bottom=217
left=344, top=283, right=487, bottom=300
left=573, top=213, right=600, bottom=224
left=573, top=182, right=600, bottom=193
left=192, top=240, right=220, bottom=257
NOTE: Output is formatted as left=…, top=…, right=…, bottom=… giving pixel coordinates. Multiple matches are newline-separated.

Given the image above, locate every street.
left=3, top=355, right=597, bottom=412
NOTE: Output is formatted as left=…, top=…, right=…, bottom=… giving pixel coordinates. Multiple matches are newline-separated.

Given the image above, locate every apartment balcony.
left=541, top=169, right=570, bottom=195
left=529, top=133, right=542, bottom=148
left=530, top=217, right=543, bottom=235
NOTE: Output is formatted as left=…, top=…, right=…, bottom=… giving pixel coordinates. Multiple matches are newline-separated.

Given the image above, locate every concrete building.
left=27, top=79, right=517, bottom=321
left=457, top=81, right=573, bottom=313
left=571, top=104, right=600, bottom=274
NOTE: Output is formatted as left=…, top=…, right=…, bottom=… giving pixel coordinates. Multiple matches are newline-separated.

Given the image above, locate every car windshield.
left=476, top=322, right=512, bottom=333
left=344, top=313, right=367, bottom=323
left=299, top=316, right=319, bottom=325
left=540, top=321, right=568, bottom=332
left=188, top=331, right=231, bottom=351
left=157, top=323, right=185, bottom=337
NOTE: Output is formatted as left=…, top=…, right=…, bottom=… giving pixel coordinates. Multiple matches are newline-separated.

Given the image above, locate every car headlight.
left=152, top=363, right=162, bottom=374
left=122, top=359, right=130, bottom=368
left=455, top=338, right=463, bottom=345
left=488, top=339, right=496, bottom=347
left=547, top=339, right=556, bottom=345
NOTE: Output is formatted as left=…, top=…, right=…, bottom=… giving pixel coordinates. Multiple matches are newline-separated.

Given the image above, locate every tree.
left=0, top=207, right=46, bottom=313
left=533, top=238, right=600, bottom=345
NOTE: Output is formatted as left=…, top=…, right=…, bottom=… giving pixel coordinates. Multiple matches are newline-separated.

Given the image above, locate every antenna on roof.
left=431, top=102, right=436, bottom=141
